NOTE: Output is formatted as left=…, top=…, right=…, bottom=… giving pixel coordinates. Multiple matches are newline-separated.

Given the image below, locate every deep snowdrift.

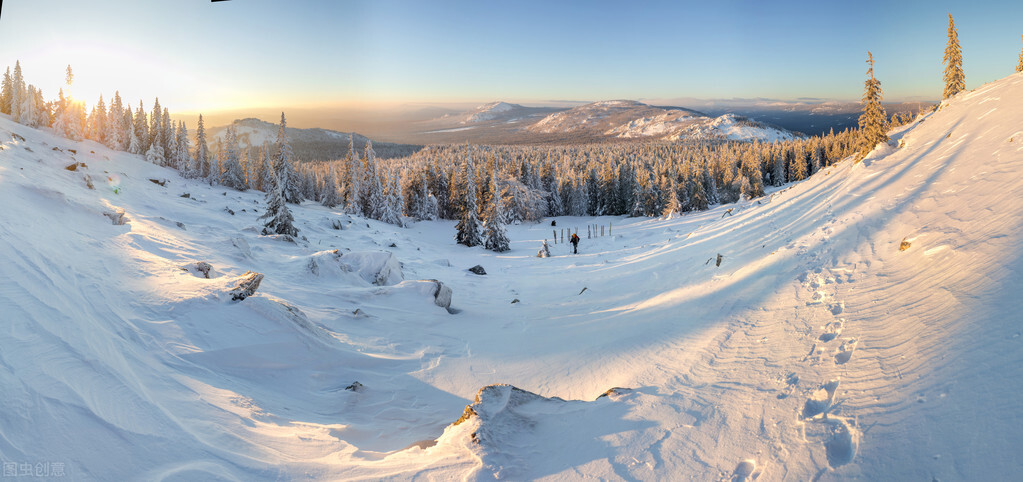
left=1, top=72, right=1023, bottom=480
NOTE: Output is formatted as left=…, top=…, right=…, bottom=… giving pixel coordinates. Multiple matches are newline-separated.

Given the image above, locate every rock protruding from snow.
left=429, top=279, right=453, bottom=309
left=453, top=384, right=565, bottom=429
left=103, top=209, right=127, bottom=225
left=468, top=265, right=487, bottom=275
left=181, top=261, right=218, bottom=279
left=228, top=271, right=264, bottom=301
left=596, top=387, right=632, bottom=400
left=340, top=251, right=403, bottom=286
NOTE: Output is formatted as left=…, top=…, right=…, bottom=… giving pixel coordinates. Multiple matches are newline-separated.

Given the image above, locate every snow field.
left=1, top=72, right=1023, bottom=479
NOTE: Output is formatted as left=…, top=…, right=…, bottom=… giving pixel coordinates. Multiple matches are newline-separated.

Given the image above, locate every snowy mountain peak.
left=462, top=101, right=525, bottom=123
left=527, top=99, right=795, bottom=142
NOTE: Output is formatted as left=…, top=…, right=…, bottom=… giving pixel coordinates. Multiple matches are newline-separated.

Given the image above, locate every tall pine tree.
left=482, top=169, right=510, bottom=252
left=260, top=166, right=299, bottom=238
left=858, top=52, right=889, bottom=158
left=455, top=144, right=483, bottom=247
left=193, top=114, right=211, bottom=179
left=132, top=101, right=148, bottom=155
left=1017, top=35, right=1023, bottom=73
left=943, top=13, right=965, bottom=100
left=219, top=126, right=247, bottom=190
left=0, top=67, right=11, bottom=115
left=108, top=92, right=126, bottom=150
left=361, top=141, right=385, bottom=218
left=346, top=135, right=363, bottom=216
left=322, top=161, right=343, bottom=208
left=275, top=113, right=303, bottom=204
left=10, top=61, right=24, bottom=123
left=176, top=121, right=193, bottom=174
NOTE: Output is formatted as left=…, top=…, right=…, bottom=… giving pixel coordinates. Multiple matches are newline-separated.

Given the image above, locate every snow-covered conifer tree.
left=379, top=173, right=404, bottom=226
left=346, top=136, right=363, bottom=216
left=260, top=142, right=274, bottom=192
left=858, top=52, right=889, bottom=157
left=482, top=169, right=510, bottom=252
left=943, top=14, right=965, bottom=100
left=260, top=167, right=299, bottom=238
left=145, top=137, right=165, bottom=164
left=89, top=95, right=107, bottom=144
left=143, top=104, right=164, bottom=164
left=361, top=141, right=385, bottom=218
left=176, top=121, right=192, bottom=174
left=19, top=85, right=40, bottom=127
left=123, top=108, right=135, bottom=152
left=663, top=179, right=682, bottom=218
left=149, top=98, right=162, bottom=153
left=274, top=113, right=303, bottom=204
left=10, top=61, right=24, bottom=123
left=161, top=108, right=172, bottom=165
left=132, top=101, right=148, bottom=155
left=1, top=67, right=12, bottom=115
left=194, top=114, right=211, bottom=178
left=788, top=146, right=808, bottom=182
left=219, top=126, right=247, bottom=190
left=742, top=151, right=765, bottom=198
left=108, top=92, right=126, bottom=150
left=455, top=144, right=483, bottom=247
left=322, top=161, right=343, bottom=208
left=1017, top=35, right=1023, bottom=73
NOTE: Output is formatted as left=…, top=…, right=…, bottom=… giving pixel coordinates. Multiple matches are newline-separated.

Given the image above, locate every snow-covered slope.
left=2, top=72, right=1023, bottom=480
left=462, top=101, right=520, bottom=124
left=529, top=100, right=797, bottom=142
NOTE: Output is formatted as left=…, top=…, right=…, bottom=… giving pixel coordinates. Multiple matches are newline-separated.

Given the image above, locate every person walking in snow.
left=570, top=232, right=580, bottom=254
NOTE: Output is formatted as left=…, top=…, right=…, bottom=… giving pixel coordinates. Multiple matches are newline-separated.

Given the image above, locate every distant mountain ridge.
left=411, top=99, right=799, bottom=144
left=207, top=118, right=421, bottom=162
left=528, top=100, right=799, bottom=142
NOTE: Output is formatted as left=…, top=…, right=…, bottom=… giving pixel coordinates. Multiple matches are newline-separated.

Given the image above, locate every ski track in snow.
left=2, top=72, right=1023, bottom=480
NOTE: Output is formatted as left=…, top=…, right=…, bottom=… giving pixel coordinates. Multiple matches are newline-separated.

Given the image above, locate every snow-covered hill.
left=207, top=118, right=421, bottom=161
left=529, top=100, right=798, bottom=142
left=2, top=72, right=1023, bottom=480
left=461, top=101, right=520, bottom=124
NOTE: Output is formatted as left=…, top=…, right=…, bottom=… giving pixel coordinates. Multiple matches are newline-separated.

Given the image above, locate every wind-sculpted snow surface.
left=2, top=72, right=1023, bottom=479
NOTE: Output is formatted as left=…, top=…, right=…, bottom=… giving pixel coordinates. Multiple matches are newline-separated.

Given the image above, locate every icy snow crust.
left=2, top=73, right=1023, bottom=479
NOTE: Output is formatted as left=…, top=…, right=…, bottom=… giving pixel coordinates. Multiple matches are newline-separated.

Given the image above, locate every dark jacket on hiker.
left=570, top=233, right=580, bottom=253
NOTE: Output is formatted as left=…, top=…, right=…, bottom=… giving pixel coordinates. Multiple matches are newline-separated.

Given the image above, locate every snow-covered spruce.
left=858, top=52, right=888, bottom=157
left=259, top=158, right=299, bottom=238
left=481, top=169, right=510, bottom=252
left=454, top=143, right=483, bottom=247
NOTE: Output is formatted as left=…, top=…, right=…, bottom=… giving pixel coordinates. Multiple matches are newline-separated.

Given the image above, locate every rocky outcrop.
left=228, top=271, right=263, bottom=301
left=181, top=261, right=217, bottom=279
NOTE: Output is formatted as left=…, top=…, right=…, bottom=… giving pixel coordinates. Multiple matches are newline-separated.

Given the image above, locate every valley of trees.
left=0, top=15, right=1004, bottom=250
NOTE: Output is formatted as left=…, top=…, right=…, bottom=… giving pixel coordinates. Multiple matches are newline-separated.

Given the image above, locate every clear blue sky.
left=0, top=0, right=1021, bottom=115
